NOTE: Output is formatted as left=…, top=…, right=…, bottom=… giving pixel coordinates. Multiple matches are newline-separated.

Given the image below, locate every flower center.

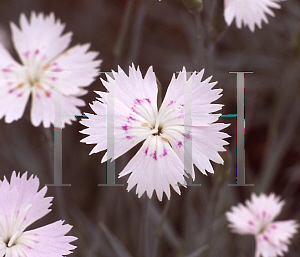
left=152, top=103, right=184, bottom=135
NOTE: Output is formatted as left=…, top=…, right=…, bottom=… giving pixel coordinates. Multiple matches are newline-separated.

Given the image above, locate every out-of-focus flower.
left=0, top=12, right=101, bottom=127
left=226, top=193, right=299, bottom=257
left=80, top=64, right=229, bottom=201
left=0, top=171, right=77, bottom=256
left=224, top=0, right=285, bottom=32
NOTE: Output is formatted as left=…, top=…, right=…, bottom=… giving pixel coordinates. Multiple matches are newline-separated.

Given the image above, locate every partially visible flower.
left=226, top=193, right=299, bottom=257
left=224, top=0, right=285, bottom=32
left=0, top=12, right=101, bottom=127
left=80, top=65, right=229, bottom=201
left=0, top=171, right=76, bottom=256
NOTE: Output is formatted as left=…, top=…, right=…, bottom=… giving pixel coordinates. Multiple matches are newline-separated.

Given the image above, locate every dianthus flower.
left=0, top=12, right=101, bottom=127
left=0, top=171, right=76, bottom=256
left=226, top=193, right=299, bottom=257
left=224, top=0, right=285, bottom=32
left=80, top=65, right=229, bottom=200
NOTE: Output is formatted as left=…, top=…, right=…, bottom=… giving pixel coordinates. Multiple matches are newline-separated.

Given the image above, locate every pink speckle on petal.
left=167, top=100, right=174, bottom=106
left=248, top=221, right=254, bottom=226
left=52, top=68, right=62, bottom=72
left=128, top=116, right=136, bottom=121
left=17, top=93, right=23, bottom=97
left=163, top=148, right=167, bottom=156
left=145, top=98, right=151, bottom=103
left=8, top=89, right=14, bottom=94
left=126, top=136, right=132, bottom=139
left=35, top=49, right=39, bottom=55
left=263, top=235, right=268, bottom=241
left=134, top=99, right=142, bottom=104
left=183, top=132, right=191, bottom=139
left=145, top=147, right=148, bottom=155
left=178, top=141, right=183, bottom=147
left=153, top=151, right=157, bottom=160
left=122, top=125, right=129, bottom=132
left=45, top=91, right=51, bottom=97
left=2, top=68, right=12, bottom=72
left=24, top=51, right=30, bottom=58
left=36, top=93, right=41, bottom=99
left=272, top=224, right=277, bottom=229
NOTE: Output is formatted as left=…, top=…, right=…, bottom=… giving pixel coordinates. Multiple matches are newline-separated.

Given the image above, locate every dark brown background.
left=0, top=0, right=300, bottom=256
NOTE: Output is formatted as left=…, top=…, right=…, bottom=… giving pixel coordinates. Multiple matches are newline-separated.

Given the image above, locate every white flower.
left=80, top=64, right=229, bottom=201
left=0, top=171, right=77, bottom=256
left=226, top=193, right=299, bottom=257
left=0, top=12, right=101, bottom=127
left=224, top=0, right=285, bottom=32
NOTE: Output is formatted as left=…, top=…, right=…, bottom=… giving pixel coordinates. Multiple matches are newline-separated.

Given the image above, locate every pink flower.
left=0, top=12, right=101, bottom=127
left=226, top=193, right=299, bottom=257
left=224, top=0, right=285, bottom=32
left=0, top=171, right=77, bottom=256
left=80, top=65, right=229, bottom=200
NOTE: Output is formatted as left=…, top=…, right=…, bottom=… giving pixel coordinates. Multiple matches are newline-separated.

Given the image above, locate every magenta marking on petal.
left=163, top=148, right=167, bottom=156
left=131, top=107, right=139, bottom=114
left=122, top=124, right=129, bottom=132
left=24, top=51, right=30, bottom=58
left=128, top=116, right=136, bottom=121
left=35, top=49, right=39, bottom=55
left=45, top=91, right=51, bottom=97
left=153, top=151, right=157, bottom=160
left=263, top=236, right=268, bottom=241
left=7, top=82, right=13, bottom=85
left=248, top=221, right=254, bottom=226
left=167, top=100, right=175, bottom=106
left=134, top=99, right=142, bottom=105
left=126, top=136, right=132, bottom=139
left=183, top=132, right=191, bottom=139
left=52, top=62, right=57, bottom=66
left=262, top=211, right=266, bottom=217
left=145, top=147, right=148, bottom=155
left=17, top=93, right=23, bottom=97
left=8, top=89, right=14, bottom=94
left=36, top=93, right=41, bottom=99
left=52, top=68, right=62, bottom=72
left=272, top=224, right=277, bottom=229
left=145, top=98, right=151, bottom=103
left=2, top=68, right=12, bottom=72
left=178, top=141, right=183, bottom=147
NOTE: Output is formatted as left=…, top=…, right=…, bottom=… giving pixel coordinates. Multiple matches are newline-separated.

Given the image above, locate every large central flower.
left=80, top=65, right=230, bottom=200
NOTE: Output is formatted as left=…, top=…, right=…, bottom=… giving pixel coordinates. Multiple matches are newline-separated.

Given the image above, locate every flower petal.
left=2, top=171, right=53, bottom=233
left=160, top=68, right=223, bottom=126
left=10, top=12, right=72, bottom=66
left=192, top=123, right=230, bottom=175
left=119, top=135, right=185, bottom=201
left=16, top=220, right=77, bottom=257
left=255, top=220, right=298, bottom=257
left=101, top=65, right=158, bottom=117
left=224, top=0, right=284, bottom=32
left=48, top=43, right=101, bottom=96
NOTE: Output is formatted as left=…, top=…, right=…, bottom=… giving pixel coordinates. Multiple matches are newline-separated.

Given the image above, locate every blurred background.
left=0, top=0, right=300, bottom=256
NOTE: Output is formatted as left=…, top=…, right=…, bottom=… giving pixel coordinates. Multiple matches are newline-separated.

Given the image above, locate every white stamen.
left=7, top=230, right=20, bottom=247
